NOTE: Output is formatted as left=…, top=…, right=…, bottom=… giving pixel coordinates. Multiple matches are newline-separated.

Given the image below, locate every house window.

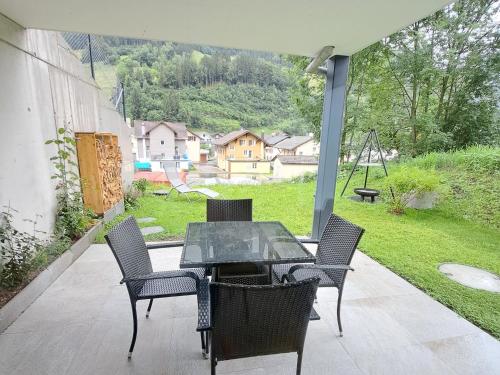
left=161, top=140, right=165, bottom=145
left=252, top=162, right=257, bottom=169
left=229, top=144, right=235, bottom=150
left=188, top=136, right=196, bottom=141
left=248, top=140, right=254, bottom=146
left=244, top=150, right=252, bottom=158
left=229, top=154, right=235, bottom=159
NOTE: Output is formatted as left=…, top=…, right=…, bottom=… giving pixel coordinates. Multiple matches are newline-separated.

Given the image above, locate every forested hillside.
left=107, top=42, right=305, bottom=134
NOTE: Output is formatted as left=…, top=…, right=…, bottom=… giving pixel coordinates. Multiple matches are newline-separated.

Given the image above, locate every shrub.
left=0, top=209, right=41, bottom=288
left=132, top=178, right=149, bottom=195
left=55, top=199, right=94, bottom=240
left=408, top=146, right=500, bottom=173
left=46, top=128, right=95, bottom=240
left=124, top=188, right=141, bottom=211
left=384, top=167, right=440, bottom=214
left=290, top=172, right=317, bottom=184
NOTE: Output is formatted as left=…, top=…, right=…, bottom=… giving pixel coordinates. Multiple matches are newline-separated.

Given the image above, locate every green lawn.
left=97, top=179, right=500, bottom=338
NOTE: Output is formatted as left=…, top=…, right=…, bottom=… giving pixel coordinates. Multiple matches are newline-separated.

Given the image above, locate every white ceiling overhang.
left=0, top=0, right=452, bottom=56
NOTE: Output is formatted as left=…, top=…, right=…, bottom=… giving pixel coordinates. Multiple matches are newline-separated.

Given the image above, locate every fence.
left=62, top=32, right=126, bottom=121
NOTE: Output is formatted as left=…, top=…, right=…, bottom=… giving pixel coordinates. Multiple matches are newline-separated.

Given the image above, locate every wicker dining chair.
left=105, top=216, right=208, bottom=358
left=206, top=198, right=252, bottom=222
left=207, top=277, right=320, bottom=375
left=206, top=199, right=269, bottom=284
left=273, top=213, right=364, bottom=336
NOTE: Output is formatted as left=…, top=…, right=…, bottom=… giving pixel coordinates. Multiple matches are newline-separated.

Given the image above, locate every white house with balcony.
left=134, top=120, right=201, bottom=162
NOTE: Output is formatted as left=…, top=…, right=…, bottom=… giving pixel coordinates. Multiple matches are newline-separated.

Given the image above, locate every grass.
left=97, top=175, right=500, bottom=338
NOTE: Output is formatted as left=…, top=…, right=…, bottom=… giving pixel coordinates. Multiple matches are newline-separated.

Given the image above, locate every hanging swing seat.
left=353, top=188, right=380, bottom=203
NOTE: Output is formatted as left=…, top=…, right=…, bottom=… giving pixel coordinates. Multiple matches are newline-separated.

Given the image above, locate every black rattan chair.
left=273, top=213, right=364, bottom=336
left=206, top=199, right=269, bottom=284
left=207, top=278, right=320, bottom=375
left=105, top=216, right=208, bottom=358
left=206, top=198, right=252, bottom=222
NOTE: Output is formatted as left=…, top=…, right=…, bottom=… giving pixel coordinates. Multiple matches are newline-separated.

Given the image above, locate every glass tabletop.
left=180, top=221, right=315, bottom=268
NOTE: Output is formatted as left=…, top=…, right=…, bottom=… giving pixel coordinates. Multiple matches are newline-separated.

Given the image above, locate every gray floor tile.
left=0, top=245, right=498, bottom=375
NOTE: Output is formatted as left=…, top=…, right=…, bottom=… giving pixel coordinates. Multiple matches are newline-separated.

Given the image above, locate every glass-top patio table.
left=180, top=221, right=315, bottom=282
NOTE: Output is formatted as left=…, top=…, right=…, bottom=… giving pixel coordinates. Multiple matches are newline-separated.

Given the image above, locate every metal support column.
left=311, top=55, right=350, bottom=239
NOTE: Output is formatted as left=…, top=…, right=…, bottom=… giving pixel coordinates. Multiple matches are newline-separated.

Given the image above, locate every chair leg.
left=337, top=287, right=344, bottom=337
left=128, top=300, right=138, bottom=359
left=296, top=350, right=303, bottom=375
left=210, top=334, right=216, bottom=375
left=202, top=331, right=209, bottom=359
left=146, top=299, right=153, bottom=318
left=200, top=332, right=206, bottom=357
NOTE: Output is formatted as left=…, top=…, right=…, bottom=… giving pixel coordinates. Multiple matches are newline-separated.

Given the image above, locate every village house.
left=263, top=133, right=289, bottom=160
left=134, top=120, right=201, bottom=162
left=212, top=129, right=270, bottom=173
left=193, top=131, right=212, bottom=144
left=212, top=132, right=225, bottom=140
left=272, top=155, right=318, bottom=179
left=274, top=135, right=319, bottom=156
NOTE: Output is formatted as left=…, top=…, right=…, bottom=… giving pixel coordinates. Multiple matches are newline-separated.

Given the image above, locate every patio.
left=1, top=243, right=498, bottom=375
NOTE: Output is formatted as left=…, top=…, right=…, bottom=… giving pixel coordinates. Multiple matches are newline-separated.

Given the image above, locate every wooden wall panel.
left=76, top=132, right=123, bottom=215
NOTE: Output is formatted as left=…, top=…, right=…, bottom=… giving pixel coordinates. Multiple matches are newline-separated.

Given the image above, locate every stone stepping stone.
left=439, top=263, right=500, bottom=293
left=137, top=217, right=156, bottom=223
left=153, top=190, right=170, bottom=196
left=140, top=226, right=164, bottom=236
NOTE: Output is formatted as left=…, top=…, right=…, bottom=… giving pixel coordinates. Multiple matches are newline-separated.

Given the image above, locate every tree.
left=288, top=0, right=499, bottom=158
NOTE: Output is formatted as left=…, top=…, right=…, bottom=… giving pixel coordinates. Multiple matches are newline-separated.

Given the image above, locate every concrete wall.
left=0, top=14, right=133, bottom=238
left=273, top=160, right=318, bottom=179
left=228, top=160, right=271, bottom=174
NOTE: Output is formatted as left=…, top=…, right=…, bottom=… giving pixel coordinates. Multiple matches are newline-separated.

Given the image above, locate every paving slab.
left=137, top=217, right=156, bottom=223
left=140, top=226, right=164, bottom=235
left=1, top=245, right=499, bottom=375
left=439, top=263, right=500, bottom=293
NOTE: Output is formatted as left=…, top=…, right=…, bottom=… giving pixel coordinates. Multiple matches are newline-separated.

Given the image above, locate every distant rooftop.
left=133, top=120, right=188, bottom=140
left=274, top=136, right=313, bottom=151
left=212, top=129, right=266, bottom=146
left=264, top=133, right=289, bottom=146
left=275, top=155, right=318, bottom=165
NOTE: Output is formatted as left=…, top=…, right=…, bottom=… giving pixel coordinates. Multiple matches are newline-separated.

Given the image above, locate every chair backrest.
left=162, top=162, right=184, bottom=187
left=206, top=199, right=252, bottom=222
left=316, top=213, right=364, bottom=285
left=105, top=216, right=153, bottom=296
left=209, top=278, right=319, bottom=361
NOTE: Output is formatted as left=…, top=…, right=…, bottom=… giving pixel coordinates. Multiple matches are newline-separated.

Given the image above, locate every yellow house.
left=186, top=130, right=201, bottom=163
left=213, top=129, right=269, bottom=173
